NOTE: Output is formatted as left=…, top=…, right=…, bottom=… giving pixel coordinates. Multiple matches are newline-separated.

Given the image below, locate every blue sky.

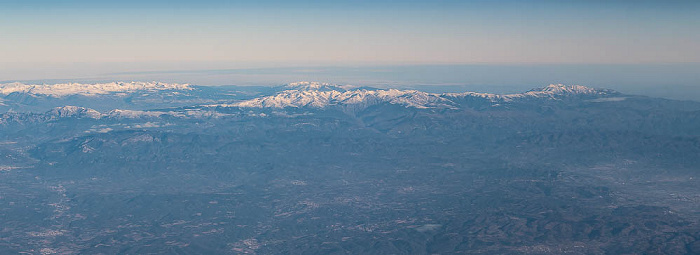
left=0, top=0, right=699, bottom=91
left=2, top=0, right=698, bottom=64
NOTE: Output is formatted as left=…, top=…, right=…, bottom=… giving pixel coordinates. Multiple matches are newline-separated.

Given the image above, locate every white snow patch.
left=0, top=81, right=191, bottom=97
left=214, top=82, right=609, bottom=110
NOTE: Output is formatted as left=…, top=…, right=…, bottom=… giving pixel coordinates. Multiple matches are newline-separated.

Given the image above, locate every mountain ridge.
left=214, top=82, right=617, bottom=110
left=0, top=81, right=192, bottom=97
left=0, top=82, right=637, bottom=123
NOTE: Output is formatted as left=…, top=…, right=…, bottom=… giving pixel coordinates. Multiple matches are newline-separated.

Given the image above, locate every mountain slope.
left=0, top=81, right=191, bottom=97
left=210, top=82, right=617, bottom=111
left=1, top=81, right=700, bottom=254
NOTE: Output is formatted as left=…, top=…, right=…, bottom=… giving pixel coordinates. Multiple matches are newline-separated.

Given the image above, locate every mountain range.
left=1, top=81, right=699, bottom=254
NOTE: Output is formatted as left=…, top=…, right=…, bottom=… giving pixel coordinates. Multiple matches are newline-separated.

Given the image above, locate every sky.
left=0, top=0, right=699, bottom=97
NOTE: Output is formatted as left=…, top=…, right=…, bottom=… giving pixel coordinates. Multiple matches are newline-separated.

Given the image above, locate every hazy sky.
left=1, top=0, right=699, bottom=92
left=2, top=0, right=699, bottom=65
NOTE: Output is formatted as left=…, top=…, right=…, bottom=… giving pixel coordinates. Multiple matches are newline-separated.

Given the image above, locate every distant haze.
left=1, top=63, right=699, bottom=101
left=1, top=0, right=699, bottom=100
left=2, top=1, right=699, bottom=65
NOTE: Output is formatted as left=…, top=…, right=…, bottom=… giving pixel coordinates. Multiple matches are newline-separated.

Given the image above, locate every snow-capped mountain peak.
left=226, top=82, right=613, bottom=110
left=0, top=81, right=192, bottom=97
left=0, top=82, right=618, bottom=120
left=526, top=84, right=608, bottom=96
left=47, top=106, right=102, bottom=119
left=224, top=85, right=453, bottom=110
left=446, top=84, right=613, bottom=102
left=282, top=81, right=353, bottom=92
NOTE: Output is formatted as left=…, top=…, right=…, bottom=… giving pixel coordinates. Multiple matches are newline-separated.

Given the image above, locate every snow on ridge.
left=0, top=81, right=192, bottom=97
left=48, top=106, right=103, bottom=119
left=34, top=106, right=164, bottom=120
left=221, top=88, right=453, bottom=109
left=283, top=81, right=355, bottom=92
left=105, top=108, right=232, bottom=119
left=40, top=107, right=233, bottom=120
left=225, top=83, right=609, bottom=109
left=106, top=109, right=169, bottom=118
left=285, top=81, right=333, bottom=89
left=522, top=84, right=607, bottom=97
left=445, top=84, right=611, bottom=102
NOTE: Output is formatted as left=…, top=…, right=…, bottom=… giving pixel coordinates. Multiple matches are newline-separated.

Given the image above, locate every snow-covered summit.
left=524, top=84, right=610, bottom=97
left=47, top=106, right=102, bottom=119
left=38, top=107, right=224, bottom=120
left=0, top=81, right=192, bottom=97
left=226, top=82, right=612, bottom=110
left=222, top=84, right=452, bottom=110
left=446, top=84, right=612, bottom=102
left=282, top=81, right=353, bottom=92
